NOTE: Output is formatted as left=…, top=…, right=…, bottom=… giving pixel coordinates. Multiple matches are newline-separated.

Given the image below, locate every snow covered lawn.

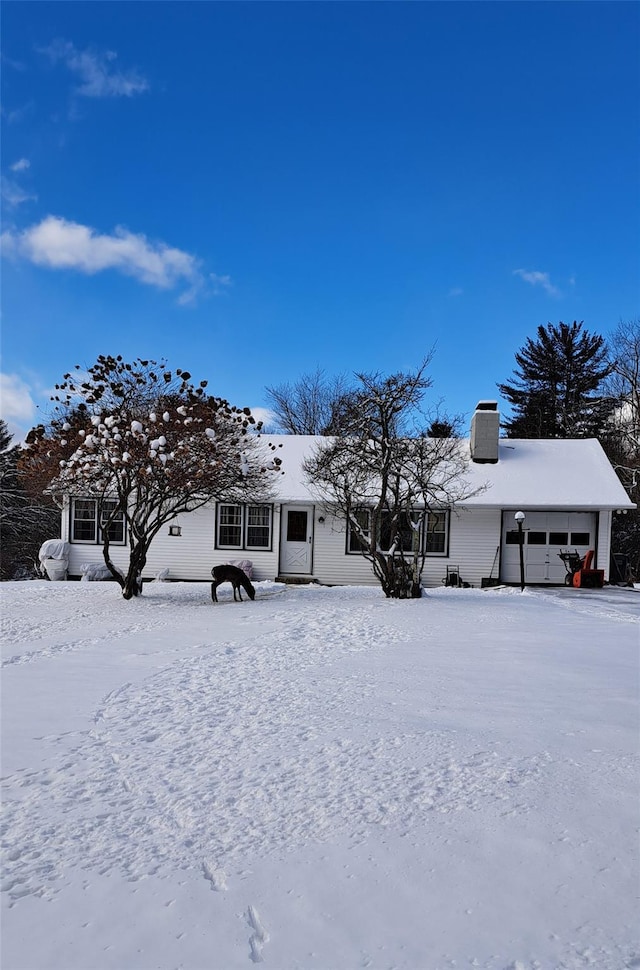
left=1, top=579, right=639, bottom=970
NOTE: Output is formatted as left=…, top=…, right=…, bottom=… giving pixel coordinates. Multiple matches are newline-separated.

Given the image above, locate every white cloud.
left=0, top=373, right=37, bottom=441
left=513, top=268, right=560, bottom=297
left=10, top=158, right=30, bottom=172
left=1, top=215, right=210, bottom=301
left=0, top=100, right=35, bottom=125
left=1, top=53, right=27, bottom=72
left=41, top=40, right=149, bottom=98
left=1, top=176, right=37, bottom=207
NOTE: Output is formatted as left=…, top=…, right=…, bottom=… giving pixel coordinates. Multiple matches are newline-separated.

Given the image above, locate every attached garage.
left=501, top=511, right=597, bottom=585
left=60, top=403, right=635, bottom=589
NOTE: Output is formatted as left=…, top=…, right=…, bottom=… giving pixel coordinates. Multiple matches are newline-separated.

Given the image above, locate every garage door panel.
left=501, top=512, right=596, bottom=584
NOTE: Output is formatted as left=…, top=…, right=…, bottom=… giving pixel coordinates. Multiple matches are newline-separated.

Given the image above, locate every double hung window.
left=100, top=500, right=126, bottom=544
left=348, top=509, right=372, bottom=552
left=347, top=508, right=449, bottom=556
left=378, top=511, right=420, bottom=554
left=216, top=504, right=273, bottom=550
left=425, top=511, right=448, bottom=555
left=70, top=498, right=125, bottom=544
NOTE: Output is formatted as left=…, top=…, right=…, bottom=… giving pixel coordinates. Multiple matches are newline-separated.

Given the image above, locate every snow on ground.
left=1, top=579, right=639, bottom=970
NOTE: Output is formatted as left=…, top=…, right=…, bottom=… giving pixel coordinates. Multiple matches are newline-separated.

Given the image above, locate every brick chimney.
left=470, top=401, right=499, bottom=463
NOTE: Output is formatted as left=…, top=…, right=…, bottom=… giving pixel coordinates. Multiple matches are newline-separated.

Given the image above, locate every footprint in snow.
left=246, top=904, right=269, bottom=963
left=202, top=860, right=227, bottom=891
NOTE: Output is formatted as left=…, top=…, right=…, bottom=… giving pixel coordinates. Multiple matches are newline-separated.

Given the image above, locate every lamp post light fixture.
left=514, top=511, right=526, bottom=591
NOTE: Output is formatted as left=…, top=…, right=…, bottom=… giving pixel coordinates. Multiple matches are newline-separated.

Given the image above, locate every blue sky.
left=2, top=1, right=638, bottom=440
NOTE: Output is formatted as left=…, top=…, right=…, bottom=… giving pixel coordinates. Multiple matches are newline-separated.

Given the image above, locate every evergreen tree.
left=0, top=420, right=60, bottom=580
left=498, top=321, right=613, bottom=438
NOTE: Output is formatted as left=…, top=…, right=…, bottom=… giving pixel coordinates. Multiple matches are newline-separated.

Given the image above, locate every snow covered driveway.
left=1, top=580, right=639, bottom=970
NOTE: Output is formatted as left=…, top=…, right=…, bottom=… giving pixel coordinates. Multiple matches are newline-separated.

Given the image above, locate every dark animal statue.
left=211, top=564, right=256, bottom=603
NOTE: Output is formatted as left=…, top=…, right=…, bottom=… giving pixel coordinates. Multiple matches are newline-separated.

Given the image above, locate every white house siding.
left=305, top=508, right=503, bottom=589
left=597, top=510, right=612, bottom=578
left=310, top=512, right=380, bottom=586
left=63, top=502, right=280, bottom=583
left=147, top=506, right=280, bottom=582
left=421, top=508, right=502, bottom=589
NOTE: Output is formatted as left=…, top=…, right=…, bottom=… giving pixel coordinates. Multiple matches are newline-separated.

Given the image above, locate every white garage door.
left=501, top=512, right=596, bottom=584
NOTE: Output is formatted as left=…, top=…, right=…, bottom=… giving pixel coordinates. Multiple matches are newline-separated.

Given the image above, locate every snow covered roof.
left=464, top=439, right=634, bottom=510
left=263, top=435, right=635, bottom=510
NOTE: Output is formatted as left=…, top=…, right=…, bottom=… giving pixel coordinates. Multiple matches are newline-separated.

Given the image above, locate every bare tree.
left=602, top=319, right=640, bottom=578
left=303, top=358, right=478, bottom=598
left=265, top=368, right=354, bottom=435
left=604, top=318, right=640, bottom=455
left=20, top=356, right=282, bottom=599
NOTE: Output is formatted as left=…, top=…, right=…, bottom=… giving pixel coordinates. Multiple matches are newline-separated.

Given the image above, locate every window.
left=527, top=531, right=547, bottom=545
left=571, top=532, right=590, bottom=546
left=505, top=530, right=523, bottom=545
left=425, top=511, right=449, bottom=556
left=71, top=498, right=126, bottom=545
left=100, top=499, right=125, bottom=544
left=549, top=532, right=569, bottom=545
left=348, top=509, right=448, bottom=556
left=247, top=506, right=272, bottom=548
left=348, top=509, right=371, bottom=553
left=72, top=499, right=98, bottom=543
left=216, top=504, right=272, bottom=550
left=379, top=511, right=420, bottom=554
left=218, top=504, right=243, bottom=548
left=286, top=510, right=307, bottom=543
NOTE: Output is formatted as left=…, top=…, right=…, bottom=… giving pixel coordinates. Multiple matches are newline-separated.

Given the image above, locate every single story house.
left=58, top=402, right=635, bottom=588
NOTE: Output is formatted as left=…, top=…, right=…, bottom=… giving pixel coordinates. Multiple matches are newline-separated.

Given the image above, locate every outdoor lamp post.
left=514, top=511, right=526, bottom=591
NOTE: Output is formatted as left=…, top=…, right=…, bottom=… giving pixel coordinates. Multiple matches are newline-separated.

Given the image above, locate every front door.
left=280, top=505, right=313, bottom=575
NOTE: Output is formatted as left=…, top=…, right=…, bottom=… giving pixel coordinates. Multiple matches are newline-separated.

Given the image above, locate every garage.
left=501, top=511, right=597, bottom=585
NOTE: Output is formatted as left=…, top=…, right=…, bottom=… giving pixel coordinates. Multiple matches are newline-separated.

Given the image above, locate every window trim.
left=70, top=497, right=98, bottom=544
left=100, top=499, right=126, bottom=545
left=378, top=510, right=422, bottom=555
left=424, top=510, right=450, bottom=557
left=217, top=502, right=244, bottom=549
left=215, top=503, right=274, bottom=552
left=347, top=509, right=372, bottom=554
left=245, top=504, right=274, bottom=550
left=70, top=497, right=127, bottom=546
left=346, top=508, right=450, bottom=557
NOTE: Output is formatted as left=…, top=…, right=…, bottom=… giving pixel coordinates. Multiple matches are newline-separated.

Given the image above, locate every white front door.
left=280, top=505, right=313, bottom=575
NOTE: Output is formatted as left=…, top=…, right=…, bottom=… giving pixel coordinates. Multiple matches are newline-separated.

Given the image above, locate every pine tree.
left=498, top=321, right=613, bottom=438
left=0, top=420, right=60, bottom=579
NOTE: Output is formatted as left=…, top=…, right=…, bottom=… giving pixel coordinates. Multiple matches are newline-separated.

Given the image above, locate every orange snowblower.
left=558, top=549, right=605, bottom=589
